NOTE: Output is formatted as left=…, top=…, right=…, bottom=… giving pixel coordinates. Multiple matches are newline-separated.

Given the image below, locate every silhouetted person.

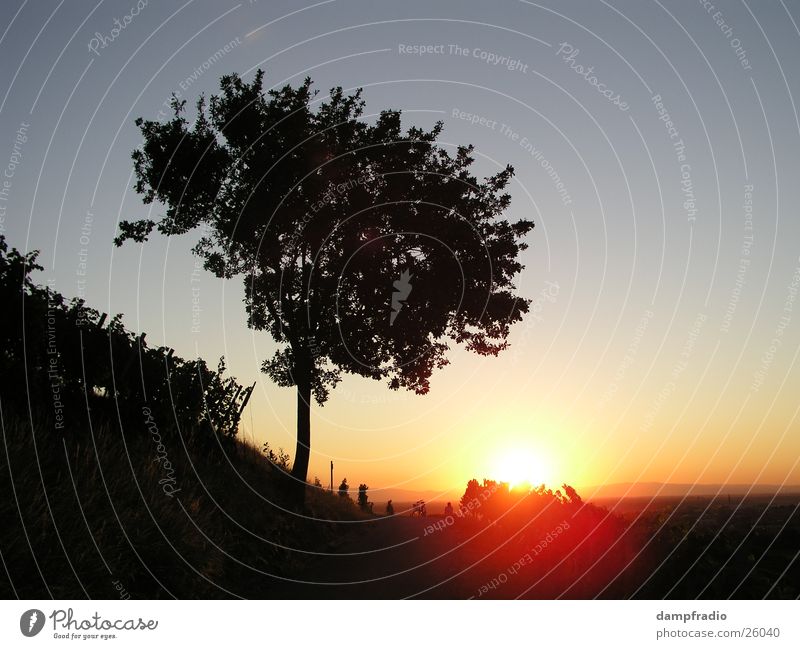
left=444, top=501, right=454, bottom=517
left=357, top=483, right=370, bottom=511
left=386, top=500, right=394, bottom=516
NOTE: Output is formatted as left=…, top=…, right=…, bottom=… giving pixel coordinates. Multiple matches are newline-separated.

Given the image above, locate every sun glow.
left=491, top=447, right=552, bottom=489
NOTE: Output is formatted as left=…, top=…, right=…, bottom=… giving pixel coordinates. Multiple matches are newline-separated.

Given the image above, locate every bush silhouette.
left=0, top=235, right=251, bottom=443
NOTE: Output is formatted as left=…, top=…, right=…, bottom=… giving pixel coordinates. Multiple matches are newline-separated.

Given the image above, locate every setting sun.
left=491, top=447, right=552, bottom=489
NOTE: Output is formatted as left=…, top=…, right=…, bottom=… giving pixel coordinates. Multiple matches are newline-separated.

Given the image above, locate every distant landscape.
left=579, top=482, right=800, bottom=499
left=361, top=483, right=800, bottom=508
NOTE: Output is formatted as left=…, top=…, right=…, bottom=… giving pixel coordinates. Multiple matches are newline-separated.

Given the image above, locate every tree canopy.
left=119, top=70, right=534, bottom=487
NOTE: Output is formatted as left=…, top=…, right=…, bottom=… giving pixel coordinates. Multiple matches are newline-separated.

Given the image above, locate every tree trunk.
left=289, top=376, right=311, bottom=505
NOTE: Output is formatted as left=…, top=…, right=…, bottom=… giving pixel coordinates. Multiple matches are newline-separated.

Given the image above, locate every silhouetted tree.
left=562, top=484, right=582, bottom=505
left=117, top=71, right=534, bottom=499
left=460, top=479, right=482, bottom=517
left=338, top=478, right=349, bottom=499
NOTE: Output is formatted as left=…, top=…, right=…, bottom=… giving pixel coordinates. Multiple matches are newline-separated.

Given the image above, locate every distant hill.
left=363, top=487, right=461, bottom=507
left=580, top=482, right=800, bottom=499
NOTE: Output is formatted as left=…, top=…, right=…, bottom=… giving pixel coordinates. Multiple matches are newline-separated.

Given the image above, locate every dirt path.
left=279, top=515, right=482, bottom=599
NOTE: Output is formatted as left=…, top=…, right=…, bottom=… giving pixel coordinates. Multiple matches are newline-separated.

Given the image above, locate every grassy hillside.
left=0, top=410, right=367, bottom=599
left=0, top=234, right=370, bottom=599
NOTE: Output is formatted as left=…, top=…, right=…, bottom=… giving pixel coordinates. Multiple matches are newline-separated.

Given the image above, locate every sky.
left=1, top=0, right=799, bottom=501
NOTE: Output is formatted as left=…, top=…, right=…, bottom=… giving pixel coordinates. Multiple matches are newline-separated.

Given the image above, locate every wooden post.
left=236, top=382, right=256, bottom=419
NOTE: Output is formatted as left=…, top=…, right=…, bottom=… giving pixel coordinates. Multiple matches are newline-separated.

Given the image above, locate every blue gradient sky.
left=2, top=0, right=799, bottom=497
